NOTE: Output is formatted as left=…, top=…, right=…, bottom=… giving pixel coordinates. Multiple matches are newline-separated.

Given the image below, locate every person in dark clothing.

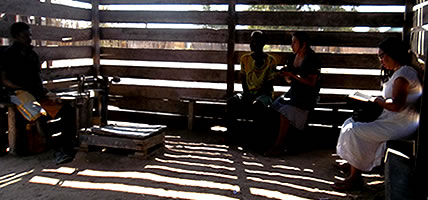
left=264, top=31, right=321, bottom=156
left=0, top=22, right=76, bottom=164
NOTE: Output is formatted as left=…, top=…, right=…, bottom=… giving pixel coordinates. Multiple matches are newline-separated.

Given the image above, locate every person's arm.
left=241, top=73, right=250, bottom=94
left=240, top=56, right=250, bottom=94
left=374, top=77, right=409, bottom=112
left=283, top=71, right=318, bottom=87
left=1, top=71, right=22, bottom=90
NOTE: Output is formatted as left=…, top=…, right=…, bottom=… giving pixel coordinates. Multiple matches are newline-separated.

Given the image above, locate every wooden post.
left=91, top=0, right=103, bottom=125
left=226, top=0, right=236, bottom=98
left=415, top=31, right=428, bottom=199
left=92, top=0, right=100, bottom=76
left=403, top=0, right=415, bottom=46
left=187, top=100, right=195, bottom=130
left=7, top=106, right=16, bottom=155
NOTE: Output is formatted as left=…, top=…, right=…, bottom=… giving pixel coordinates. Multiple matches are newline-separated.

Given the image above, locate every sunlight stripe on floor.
left=61, top=180, right=239, bottom=200
left=77, top=169, right=240, bottom=192
left=245, top=169, right=333, bottom=185
left=250, top=187, right=311, bottom=200
left=163, top=153, right=234, bottom=163
left=247, top=177, right=346, bottom=197
left=144, top=165, right=237, bottom=179
left=155, top=158, right=236, bottom=171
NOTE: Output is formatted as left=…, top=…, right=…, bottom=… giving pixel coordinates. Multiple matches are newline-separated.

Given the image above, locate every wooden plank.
left=34, top=46, right=92, bottom=61
left=0, top=0, right=91, bottom=21
left=101, top=48, right=380, bottom=69
left=103, top=66, right=380, bottom=90
left=101, top=48, right=227, bottom=63
left=403, top=0, right=415, bottom=45
left=108, top=109, right=188, bottom=127
left=237, top=12, right=404, bottom=27
left=7, top=106, right=17, bottom=154
left=316, top=53, right=380, bottom=69
left=110, top=96, right=226, bottom=117
left=79, top=134, right=146, bottom=151
left=32, top=26, right=91, bottom=42
left=100, top=10, right=402, bottom=27
left=101, top=65, right=226, bottom=83
left=187, top=100, right=195, bottom=130
left=424, top=6, right=428, bottom=24
left=318, top=94, right=348, bottom=103
left=233, top=71, right=381, bottom=90
left=227, top=0, right=237, bottom=97
left=414, top=29, right=428, bottom=195
left=237, top=30, right=402, bottom=48
left=321, top=74, right=382, bottom=90
left=92, top=0, right=101, bottom=76
left=236, top=0, right=404, bottom=5
left=100, top=10, right=228, bottom=25
left=109, top=85, right=227, bottom=101
left=108, top=95, right=351, bottom=130
left=87, top=125, right=164, bottom=139
left=44, top=80, right=79, bottom=92
left=101, top=28, right=400, bottom=48
left=110, top=97, right=188, bottom=114
left=0, top=22, right=91, bottom=41
left=81, top=0, right=403, bottom=5
left=239, top=52, right=381, bottom=69
left=100, top=28, right=228, bottom=43
left=41, top=66, right=92, bottom=80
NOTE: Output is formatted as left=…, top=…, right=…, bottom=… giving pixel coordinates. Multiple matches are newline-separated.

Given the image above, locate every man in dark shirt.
left=0, top=22, right=76, bottom=164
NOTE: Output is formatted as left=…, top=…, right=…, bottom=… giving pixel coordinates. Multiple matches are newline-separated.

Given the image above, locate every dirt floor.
left=0, top=127, right=385, bottom=200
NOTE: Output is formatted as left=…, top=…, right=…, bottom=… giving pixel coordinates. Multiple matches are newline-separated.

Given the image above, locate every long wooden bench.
left=180, top=94, right=353, bottom=136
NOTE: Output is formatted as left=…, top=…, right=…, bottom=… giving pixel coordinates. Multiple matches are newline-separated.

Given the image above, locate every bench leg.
left=7, top=106, right=17, bottom=154
left=187, top=100, right=195, bottom=130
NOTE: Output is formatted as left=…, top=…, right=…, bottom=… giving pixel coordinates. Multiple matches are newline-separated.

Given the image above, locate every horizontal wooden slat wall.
left=80, top=0, right=404, bottom=5
left=411, top=0, right=428, bottom=59
left=0, top=0, right=93, bottom=85
left=2, top=0, right=414, bottom=129
left=96, top=0, right=408, bottom=127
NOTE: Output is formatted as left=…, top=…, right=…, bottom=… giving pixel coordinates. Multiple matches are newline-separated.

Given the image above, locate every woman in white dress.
left=334, top=37, right=423, bottom=190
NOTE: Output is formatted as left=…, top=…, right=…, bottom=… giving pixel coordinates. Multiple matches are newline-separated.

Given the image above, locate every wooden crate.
left=79, top=122, right=166, bottom=158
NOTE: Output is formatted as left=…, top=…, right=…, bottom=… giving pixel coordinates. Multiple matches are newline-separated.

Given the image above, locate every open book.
left=348, top=91, right=376, bottom=102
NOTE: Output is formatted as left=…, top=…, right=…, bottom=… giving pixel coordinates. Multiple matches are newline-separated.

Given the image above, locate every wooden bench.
left=180, top=94, right=353, bottom=134
left=180, top=96, right=227, bottom=130
left=79, top=122, right=166, bottom=158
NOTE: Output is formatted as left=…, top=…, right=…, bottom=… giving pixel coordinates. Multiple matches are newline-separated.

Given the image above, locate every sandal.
left=333, top=162, right=350, bottom=172
left=332, top=178, right=363, bottom=191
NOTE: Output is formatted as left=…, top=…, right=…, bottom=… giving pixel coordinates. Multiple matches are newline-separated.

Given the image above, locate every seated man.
left=225, top=30, right=278, bottom=142
left=0, top=22, right=76, bottom=164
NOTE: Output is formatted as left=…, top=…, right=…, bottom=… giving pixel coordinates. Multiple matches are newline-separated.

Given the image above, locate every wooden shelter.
left=0, top=0, right=427, bottom=198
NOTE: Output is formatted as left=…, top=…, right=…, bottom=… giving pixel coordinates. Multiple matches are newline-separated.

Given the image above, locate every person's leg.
left=333, top=164, right=363, bottom=191
left=225, top=94, right=242, bottom=136
left=264, top=114, right=290, bottom=156
left=40, top=102, right=76, bottom=164
left=14, top=111, right=30, bottom=156
left=56, top=103, right=77, bottom=156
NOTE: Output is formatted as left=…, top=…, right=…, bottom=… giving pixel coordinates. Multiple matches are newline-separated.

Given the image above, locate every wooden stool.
left=79, top=122, right=165, bottom=158
left=0, top=104, right=47, bottom=155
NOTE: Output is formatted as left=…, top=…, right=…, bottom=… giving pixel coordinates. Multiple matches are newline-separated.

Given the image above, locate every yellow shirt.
left=240, top=53, right=277, bottom=95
